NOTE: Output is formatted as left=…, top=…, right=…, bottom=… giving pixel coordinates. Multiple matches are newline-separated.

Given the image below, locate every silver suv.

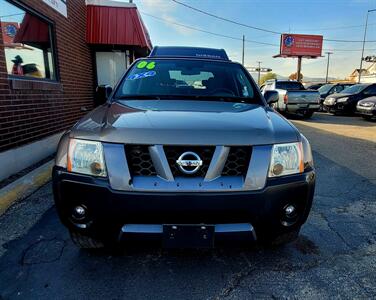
left=53, top=47, right=315, bottom=249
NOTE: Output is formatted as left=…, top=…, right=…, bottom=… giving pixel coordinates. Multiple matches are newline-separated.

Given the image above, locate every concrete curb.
left=0, top=160, right=54, bottom=216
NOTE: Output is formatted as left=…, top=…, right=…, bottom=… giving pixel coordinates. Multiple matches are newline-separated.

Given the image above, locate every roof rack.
left=149, top=46, right=229, bottom=61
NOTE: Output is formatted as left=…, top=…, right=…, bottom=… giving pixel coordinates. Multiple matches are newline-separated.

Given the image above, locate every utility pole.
left=325, top=52, right=333, bottom=83
left=359, top=9, right=376, bottom=83
left=242, top=35, right=245, bottom=66
left=246, top=65, right=272, bottom=85
left=257, top=61, right=262, bottom=85
left=297, top=56, right=302, bottom=82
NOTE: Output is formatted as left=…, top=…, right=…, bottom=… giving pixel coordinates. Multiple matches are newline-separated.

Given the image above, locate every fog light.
left=285, top=205, right=296, bottom=216
left=72, top=205, right=86, bottom=220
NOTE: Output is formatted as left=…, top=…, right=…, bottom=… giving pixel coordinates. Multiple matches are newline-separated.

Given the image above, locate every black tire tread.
left=270, top=230, right=300, bottom=246
left=70, top=231, right=104, bottom=249
left=263, top=229, right=300, bottom=247
left=302, top=111, right=314, bottom=119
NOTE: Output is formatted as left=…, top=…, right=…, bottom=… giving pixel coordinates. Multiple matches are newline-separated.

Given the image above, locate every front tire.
left=70, top=231, right=104, bottom=249
left=262, top=228, right=300, bottom=247
left=362, top=115, right=373, bottom=121
left=301, top=111, right=314, bottom=119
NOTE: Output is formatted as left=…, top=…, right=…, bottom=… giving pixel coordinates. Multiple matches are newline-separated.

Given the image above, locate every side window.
left=333, top=86, right=344, bottom=93
left=235, top=72, right=254, bottom=98
left=363, top=85, right=376, bottom=95
left=1, top=0, right=57, bottom=80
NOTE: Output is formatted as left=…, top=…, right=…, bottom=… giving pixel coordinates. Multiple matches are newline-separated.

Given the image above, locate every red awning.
left=13, top=13, right=49, bottom=48
left=86, top=4, right=152, bottom=50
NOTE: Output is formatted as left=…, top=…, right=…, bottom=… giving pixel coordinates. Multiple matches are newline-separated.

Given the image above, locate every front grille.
left=164, top=146, right=215, bottom=177
left=222, top=147, right=252, bottom=176
left=125, top=145, right=156, bottom=176
left=125, top=145, right=251, bottom=178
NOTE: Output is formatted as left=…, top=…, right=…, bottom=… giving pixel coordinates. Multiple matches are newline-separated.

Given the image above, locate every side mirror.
left=95, top=85, right=113, bottom=106
left=264, top=90, right=279, bottom=104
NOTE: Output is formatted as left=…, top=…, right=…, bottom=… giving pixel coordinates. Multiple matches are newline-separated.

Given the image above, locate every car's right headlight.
left=67, top=139, right=107, bottom=177
left=337, top=97, right=349, bottom=103
left=268, top=142, right=304, bottom=177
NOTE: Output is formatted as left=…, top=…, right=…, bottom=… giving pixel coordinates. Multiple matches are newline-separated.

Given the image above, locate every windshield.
left=275, top=81, right=305, bottom=90
left=341, top=84, right=367, bottom=94
left=318, top=84, right=334, bottom=94
left=115, top=59, right=259, bottom=103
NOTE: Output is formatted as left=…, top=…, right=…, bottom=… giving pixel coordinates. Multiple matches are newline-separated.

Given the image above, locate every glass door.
left=95, top=51, right=129, bottom=88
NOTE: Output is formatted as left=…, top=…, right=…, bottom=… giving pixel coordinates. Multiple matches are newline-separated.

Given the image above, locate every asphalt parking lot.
left=0, top=113, right=375, bottom=299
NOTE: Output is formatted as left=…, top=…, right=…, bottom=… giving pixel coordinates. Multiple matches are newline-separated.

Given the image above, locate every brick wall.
left=0, top=0, right=94, bottom=153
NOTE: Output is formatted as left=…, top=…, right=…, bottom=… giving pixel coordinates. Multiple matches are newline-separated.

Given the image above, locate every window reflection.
left=1, top=0, right=56, bottom=80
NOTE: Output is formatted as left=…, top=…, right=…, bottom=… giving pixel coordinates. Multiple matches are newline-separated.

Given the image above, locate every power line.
left=171, top=0, right=376, bottom=43
left=171, top=0, right=280, bottom=34
left=325, top=38, right=376, bottom=43
left=297, top=23, right=376, bottom=31
left=0, top=13, right=24, bottom=18
left=140, top=12, right=278, bottom=46
left=141, top=12, right=376, bottom=52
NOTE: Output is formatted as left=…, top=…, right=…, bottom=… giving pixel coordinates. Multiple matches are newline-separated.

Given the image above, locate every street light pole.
left=359, top=9, right=376, bottom=83
left=242, top=35, right=245, bottom=66
left=325, top=52, right=333, bottom=83
left=257, top=61, right=262, bottom=85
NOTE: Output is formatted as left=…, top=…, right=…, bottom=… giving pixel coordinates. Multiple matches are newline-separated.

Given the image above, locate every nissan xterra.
left=53, top=47, right=315, bottom=249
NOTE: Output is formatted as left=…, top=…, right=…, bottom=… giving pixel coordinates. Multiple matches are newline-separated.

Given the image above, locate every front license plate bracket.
left=163, top=224, right=215, bottom=248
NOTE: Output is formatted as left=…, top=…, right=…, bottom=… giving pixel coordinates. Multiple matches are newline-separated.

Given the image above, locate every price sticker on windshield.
left=137, top=61, right=156, bottom=70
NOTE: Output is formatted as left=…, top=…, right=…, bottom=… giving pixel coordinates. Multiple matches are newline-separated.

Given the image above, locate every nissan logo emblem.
left=176, top=152, right=203, bottom=174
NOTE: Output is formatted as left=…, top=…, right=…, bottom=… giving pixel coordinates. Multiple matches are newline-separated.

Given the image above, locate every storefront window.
left=0, top=0, right=57, bottom=80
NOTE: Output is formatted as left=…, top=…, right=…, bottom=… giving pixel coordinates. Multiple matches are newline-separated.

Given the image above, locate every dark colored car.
left=357, top=96, right=376, bottom=120
left=305, top=83, right=325, bottom=90
left=53, top=46, right=315, bottom=249
left=323, top=83, right=376, bottom=114
left=318, top=83, right=354, bottom=111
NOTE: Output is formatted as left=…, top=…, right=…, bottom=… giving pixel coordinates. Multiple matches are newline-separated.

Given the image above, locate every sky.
left=131, top=0, right=376, bottom=79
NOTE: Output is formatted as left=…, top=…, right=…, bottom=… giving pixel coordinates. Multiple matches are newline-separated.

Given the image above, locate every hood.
left=71, top=100, right=299, bottom=145
left=327, top=93, right=353, bottom=99
left=358, top=96, right=376, bottom=104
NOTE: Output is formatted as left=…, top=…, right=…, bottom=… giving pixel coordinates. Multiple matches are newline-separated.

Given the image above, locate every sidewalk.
left=0, top=160, right=54, bottom=216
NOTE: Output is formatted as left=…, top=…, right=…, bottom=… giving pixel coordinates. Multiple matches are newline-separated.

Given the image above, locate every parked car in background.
left=323, top=83, right=376, bottom=115
left=261, top=80, right=320, bottom=118
left=305, top=83, right=325, bottom=90
left=357, top=96, right=376, bottom=120
left=318, top=83, right=354, bottom=111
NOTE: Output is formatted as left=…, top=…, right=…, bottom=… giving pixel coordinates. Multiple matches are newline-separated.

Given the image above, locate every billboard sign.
left=1, top=22, right=19, bottom=45
left=279, top=34, right=323, bottom=57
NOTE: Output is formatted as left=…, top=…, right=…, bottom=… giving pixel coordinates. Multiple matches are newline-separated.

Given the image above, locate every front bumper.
left=323, top=102, right=354, bottom=113
left=357, top=106, right=376, bottom=117
left=53, top=167, right=315, bottom=243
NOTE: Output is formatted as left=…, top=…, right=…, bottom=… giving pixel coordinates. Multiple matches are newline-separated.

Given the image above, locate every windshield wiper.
left=194, top=95, right=253, bottom=103
left=115, top=94, right=258, bottom=103
left=115, top=95, right=163, bottom=100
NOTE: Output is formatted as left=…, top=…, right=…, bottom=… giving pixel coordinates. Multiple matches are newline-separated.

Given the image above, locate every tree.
left=289, top=72, right=304, bottom=81
left=259, top=72, right=277, bottom=85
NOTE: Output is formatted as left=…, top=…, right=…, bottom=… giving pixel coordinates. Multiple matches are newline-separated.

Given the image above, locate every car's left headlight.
left=67, top=139, right=107, bottom=177
left=268, top=142, right=304, bottom=177
left=337, top=97, right=349, bottom=103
